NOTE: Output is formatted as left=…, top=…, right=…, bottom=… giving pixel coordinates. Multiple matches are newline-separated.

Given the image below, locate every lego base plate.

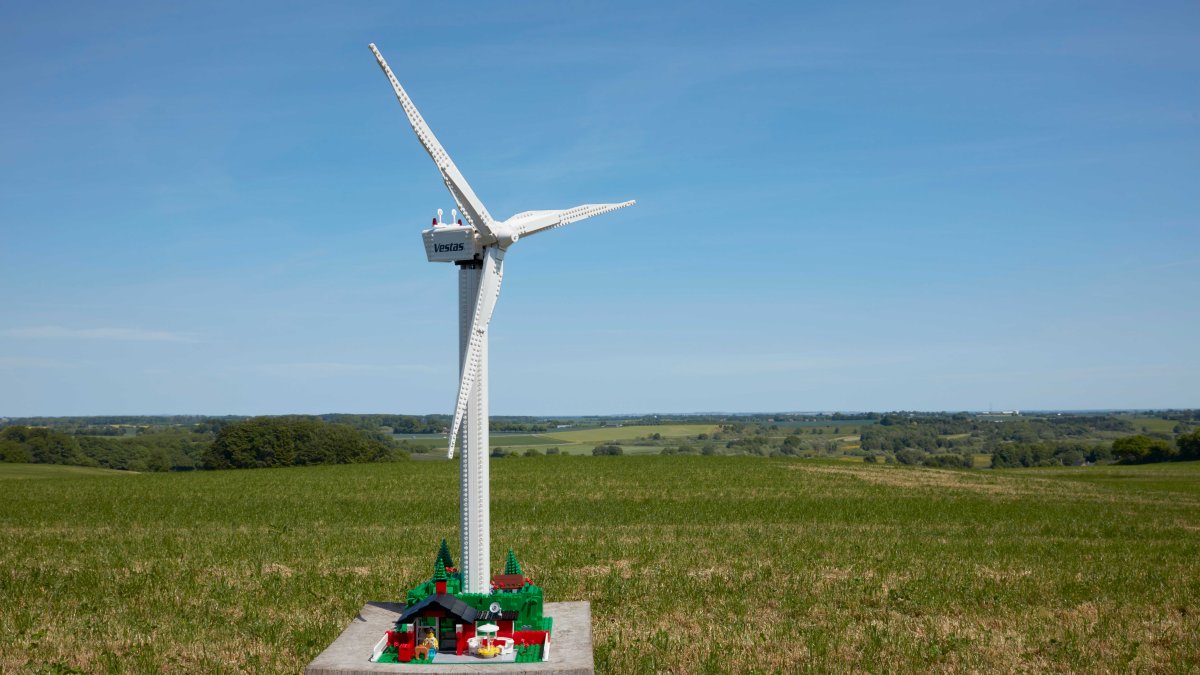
left=305, top=601, right=594, bottom=675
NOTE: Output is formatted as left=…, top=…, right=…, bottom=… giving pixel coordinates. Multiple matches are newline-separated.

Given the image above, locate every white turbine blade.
left=369, top=43, right=496, bottom=240
left=506, top=200, right=636, bottom=239
left=447, top=246, right=505, bottom=459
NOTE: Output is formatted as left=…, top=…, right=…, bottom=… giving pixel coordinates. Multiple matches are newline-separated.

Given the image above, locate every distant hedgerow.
left=202, top=416, right=404, bottom=469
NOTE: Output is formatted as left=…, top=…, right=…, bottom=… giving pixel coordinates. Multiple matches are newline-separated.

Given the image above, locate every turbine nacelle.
left=423, top=216, right=521, bottom=263
left=422, top=224, right=481, bottom=263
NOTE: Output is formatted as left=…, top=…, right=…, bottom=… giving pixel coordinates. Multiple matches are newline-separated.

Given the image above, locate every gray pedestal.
left=305, top=601, right=594, bottom=675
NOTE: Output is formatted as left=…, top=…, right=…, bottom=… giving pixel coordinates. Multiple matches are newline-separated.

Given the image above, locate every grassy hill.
left=0, top=463, right=136, bottom=479
left=1, top=457, right=1197, bottom=672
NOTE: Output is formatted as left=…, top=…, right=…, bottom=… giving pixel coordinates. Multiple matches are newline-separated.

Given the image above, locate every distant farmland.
left=542, top=423, right=719, bottom=443
left=396, top=420, right=892, bottom=458
left=2, top=457, right=1198, bottom=673
left=395, top=423, right=720, bottom=455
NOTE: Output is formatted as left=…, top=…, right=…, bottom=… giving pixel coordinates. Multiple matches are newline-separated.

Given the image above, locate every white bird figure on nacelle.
left=369, top=43, right=635, bottom=595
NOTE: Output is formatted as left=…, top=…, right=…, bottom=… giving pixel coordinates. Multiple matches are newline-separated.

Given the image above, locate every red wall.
left=512, top=629, right=549, bottom=647
left=457, top=624, right=475, bottom=656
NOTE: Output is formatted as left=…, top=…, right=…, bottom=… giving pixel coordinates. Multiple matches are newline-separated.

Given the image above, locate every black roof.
left=396, top=594, right=480, bottom=625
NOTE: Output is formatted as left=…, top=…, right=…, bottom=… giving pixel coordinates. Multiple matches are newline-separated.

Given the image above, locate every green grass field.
left=2, top=459, right=1198, bottom=673
left=487, top=434, right=564, bottom=447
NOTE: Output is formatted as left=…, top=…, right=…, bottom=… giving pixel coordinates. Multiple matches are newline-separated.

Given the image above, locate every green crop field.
left=488, top=434, right=563, bottom=447
left=2, top=458, right=1198, bottom=673
left=542, top=423, right=718, bottom=443
left=1121, top=416, right=1181, bottom=434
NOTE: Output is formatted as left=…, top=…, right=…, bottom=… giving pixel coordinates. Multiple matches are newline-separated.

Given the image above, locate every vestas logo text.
left=434, top=243, right=465, bottom=253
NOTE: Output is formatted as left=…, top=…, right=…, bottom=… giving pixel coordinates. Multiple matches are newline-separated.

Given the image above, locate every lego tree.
left=433, top=557, right=448, bottom=583
left=437, top=538, right=455, bottom=570
left=503, top=549, right=523, bottom=576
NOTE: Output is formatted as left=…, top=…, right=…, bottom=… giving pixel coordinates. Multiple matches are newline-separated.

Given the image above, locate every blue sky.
left=1, top=1, right=1197, bottom=416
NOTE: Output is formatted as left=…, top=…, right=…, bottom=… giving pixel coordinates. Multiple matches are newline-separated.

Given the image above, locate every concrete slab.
left=305, top=601, right=594, bottom=675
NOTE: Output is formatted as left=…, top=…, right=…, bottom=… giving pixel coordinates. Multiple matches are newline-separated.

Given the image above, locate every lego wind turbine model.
left=370, top=44, right=634, bottom=595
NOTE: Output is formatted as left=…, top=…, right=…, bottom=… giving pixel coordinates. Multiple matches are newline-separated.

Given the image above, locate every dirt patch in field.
left=812, top=566, right=855, bottom=590
left=685, top=566, right=733, bottom=582
left=261, top=562, right=293, bottom=577
left=787, top=464, right=1097, bottom=500
left=975, top=565, right=1033, bottom=583
left=576, top=558, right=635, bottom=578
left=796, top=464, right=1012, bottom=492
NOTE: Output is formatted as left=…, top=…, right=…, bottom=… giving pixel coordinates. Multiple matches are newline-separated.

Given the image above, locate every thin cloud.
left=0, top=356, right=75, bottom=369
left=673, top=352, right=913, bottom=377
left=1151, top=256, right=1200, bottom=271
left=245, top=362, right=437, bottom=377
left=0, top=326, right=197, bottom=343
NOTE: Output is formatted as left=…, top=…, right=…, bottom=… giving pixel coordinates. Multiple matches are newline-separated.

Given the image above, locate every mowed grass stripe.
left=1, top=458, right=1198, bottom=673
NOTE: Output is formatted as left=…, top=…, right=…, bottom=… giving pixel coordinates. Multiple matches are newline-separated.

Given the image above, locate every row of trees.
left=988, top=432, right=1200, bottom=468
left=201, top=416, right=406, bottom=469
left=1, top=417, right=410, bottom=471
left=318, top=414, right=560, bottom=434
left=1, top=415, right=223, bottom=428
left=0, top=414, right=577, bottom=438
left=660, top=444, right=720, bottom=456
left=0, top=426, right=87, bottom=465
left=990, top=442, right=1111, bottom=468
left=491, top=447, right=563, bottom=458
left=1112, top=431, right=1200, bottom=464
left=319, top=414, right=446, bottom=434
left=77, top=431, right=212, bottom=471
left=861, top=425, right=971, bottom=453
left=0, top=426, right=210, bottom=471
left=859, top=415, right=1145, bottom=457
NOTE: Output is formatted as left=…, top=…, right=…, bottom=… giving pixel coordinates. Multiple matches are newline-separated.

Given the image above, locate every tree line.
left=201, top=416, right=405, bottom=469
left=0, top=417, right=408, bottom=472
left=1111, top=431, right=1200, bottom=464
left=990, top=441, right=1112, bottom=468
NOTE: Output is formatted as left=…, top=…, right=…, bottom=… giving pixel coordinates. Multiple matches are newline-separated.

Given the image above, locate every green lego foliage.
left=503, top=549, right=523, bottom=576
left=514, top=643, right=543, bottom=663
left=432, top=557, right=447, bottom=583
left=407, top=570, right=464, bottom=605
left=437, top=538, right=455, bottom=570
